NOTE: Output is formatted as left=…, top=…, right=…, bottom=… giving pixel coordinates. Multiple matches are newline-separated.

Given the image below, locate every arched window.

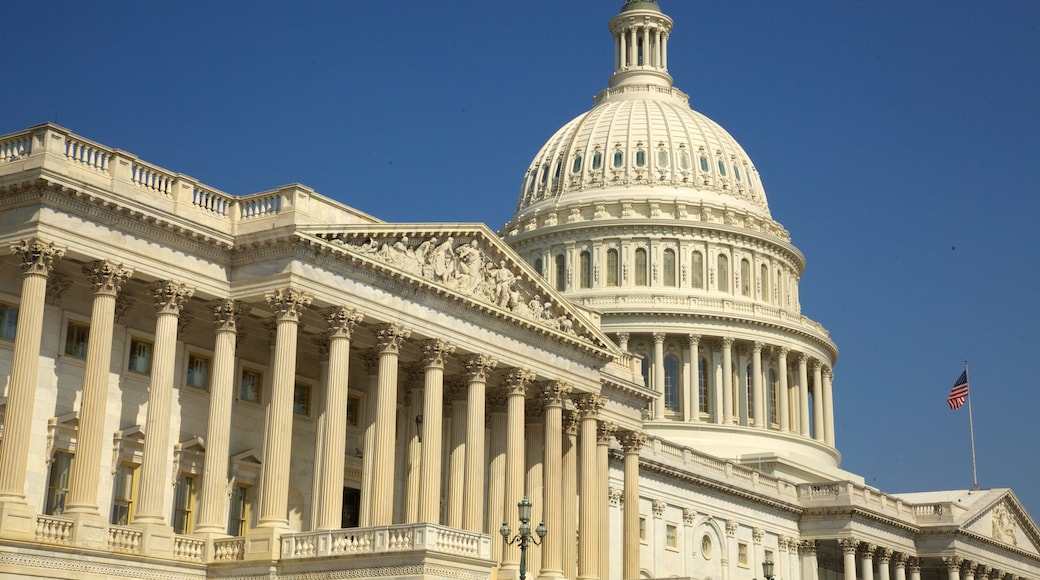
left=698, top=358, right=709, bottom=414
left=664, top=354, right=680, bottom=412
left=740, top=259, right=751, bottom=297
left=760, top=263, right=769, bottom=301
left=768, top=368, right=778, bottom=426
left=635, top=248, right=648, bottom=286
left=592, top=151, right=603, bottom=171
left=700, top=156, right=709, bottom=172
left=555, top=254, right=566, bottom=291
left=572, top=154, right=583, bottom=174
left=679, top=149, right=692, bottom=171
left=635, top=149, right=646, bottom=167
left=718, top=160, right=727, bottom=176
left=691, top=251, right=704, bottom=289
left=579, top=251, right=592, bottom=289
left=534, top=257, right=543, bottom=277
left=663, top=249, right=676, bottom=287
left=717, top=254, right=729, bottom=292
left=540, top=164, right=550, bottom=186
left=613, top=150, right=624, bottom=169
left=657, top=148, right=669, bottom=168
left=606, top=249, right=619, bottom=287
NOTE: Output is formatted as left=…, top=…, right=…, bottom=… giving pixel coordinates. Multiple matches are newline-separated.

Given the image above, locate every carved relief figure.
left=992, top=503, right=1018, bottom=546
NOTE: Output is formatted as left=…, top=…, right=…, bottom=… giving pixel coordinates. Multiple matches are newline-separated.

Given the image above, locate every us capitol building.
left=0, top=1, right=1035, bottom=579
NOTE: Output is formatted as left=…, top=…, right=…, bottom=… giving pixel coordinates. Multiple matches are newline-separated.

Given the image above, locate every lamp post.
left=500, top=496, right=546, bottom=580
left=762, top=557, right=775, bottom=580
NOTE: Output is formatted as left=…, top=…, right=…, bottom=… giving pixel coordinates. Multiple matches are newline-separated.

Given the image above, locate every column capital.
left=963, top=561, right=978, bottom=575
left=682, top=507, right=696, bottom=525
left=860, top=543, right=877, bottom=557
left=421, top=339, right=455, bottom=368
left=651, top=499, right=666, bottom=518
left=361, top=348, right=381, bottom=375
left=596, top=420, right=617, bottom=443
left=652, top=332, right=666, bottom=344
left=908, top=557, right=922, bottom=572
left=13, top=238, right=64, bottom=276
left=608, top=486, right=622, bottom=507
left=616, top=331, right=630, bottom=343
left=572, top=393, right=606, bottom=419
left=325, top=306, right=363, bottom=340
left=799, top=539, right=818, bottom=555
left=752, top=341, right=763, bottom=354
left=752, top=527, right=764, bottom=544
left=152, top=280, right=194, bottom=315
left=893, top=553, right=909, bottom=567
left=777, top=346, right=789, bottom=358
left=725, top=520, right=738, bottom=537
left=721, top=336, right=735, bottom=348
left=374, top=323, right=410, bottom=354
left=265, top=288, right=312, bottom=322
left=84, top=260, right=133, bottom=296
left=541, top=380, right=572, bottom=407
left=211, top=299, right=245, bottom=332
left=463, top=353, right=498, bottom=382
left=503, top=367, right=535, bottom=396
left=563, top=410, right=580, bottom=435
left=812, top=360, right=823, bottom=373
left=617, top=429, right=648, bottom=453
left=943, top=557, right=964, bottom=572
left=687, top=333, right=701, bottom=346
left=877, top=547, right=893, bottom=563
left=826, top=368, right=835, bottom=380
left=839, top=538, right=860, bottom=554
left=798, top=353, right=809, bottom=364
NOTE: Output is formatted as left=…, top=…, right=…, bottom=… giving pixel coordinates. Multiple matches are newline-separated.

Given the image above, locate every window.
left=734, top=165, right=742, bottom=181
left=691, top=251, right=704, bottom=289
left=717, top=254, right=729, bottom=292
left=227, top=484, right=250, bottom=536
left=240, top=368, right=263, bottom=403
left=606, top=249, right=619, bottom=287
left=0, top=302, right=17, bottom=341
left=572, top=154, right=583, bottom=174
left=635, top=249, right=648, bottom=286
left=760, top=264, right=769, bottom=301
left=45, top=451, right=73, bottom=515
left=613, top=150, right=624, bottom=169
left=540, top=164, right=549, bottom=186
left=534, top=257, right=543, bottom=277
left=740, top=259, right=751, bottom=297
left=347, top=394, right=362, bottom=428
left=64, top=321, right=89, bottom=358
left=663, top=249, right=676, bottom=287
left=579, top=251, right=592, bottom=289
left=698, top=358, right=709, bottom=414
left=635, top=149, right=646, bottom=167
left=110, top=463, right=138, bottom=525
left=679, top=149, right=692, bottom=171
left=592, top=151, right=603, bottom=171
left=700, top=156, right=709, bottom=172
left=293, top=383, right=311, bottom=415
left=555, top=254, right=566, bottom=291
left=664, top=355, right=680, bottom=412
left=665, top=524, right=678, bottom=548
left=738, top=542, right=749, bottom=566
left=718, top=160, right=727, bottom=176
left=657, top=148, right=669, bottom=168
left=185, top=354, right=210, bottom=390
left=172, top=473, right=196, bottom=534
left=746, top=363, right=754, bottom=425
left=701, top=534, right=712, bottom=558
left=768, top=368, right=779, bottom=426
left=128, top=338, right=153, bottom=375
left=639, top=517, right=647, bottom=541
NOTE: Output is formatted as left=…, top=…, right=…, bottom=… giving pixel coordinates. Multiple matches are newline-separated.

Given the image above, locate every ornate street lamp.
left=500, top=497, right=547, bottom=580
left=762, top=557, right=775, bottom=580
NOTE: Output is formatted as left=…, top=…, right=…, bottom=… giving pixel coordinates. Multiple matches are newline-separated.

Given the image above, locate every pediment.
left=962, top=490, right=1040, bottom=555
left=297, top=224, right=620, bottom=357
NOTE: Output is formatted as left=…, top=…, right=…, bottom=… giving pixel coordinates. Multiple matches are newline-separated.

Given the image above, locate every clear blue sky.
left=5, top=1, right=1038, bottom=520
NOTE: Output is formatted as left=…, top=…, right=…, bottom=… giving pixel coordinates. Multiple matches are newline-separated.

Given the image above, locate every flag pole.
left=965, top=360, right=979, bottom=490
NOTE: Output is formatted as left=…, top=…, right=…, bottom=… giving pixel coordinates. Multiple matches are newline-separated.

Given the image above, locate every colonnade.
left=830, top=539, right=1022, bottom=580
left=617, top=331, right=836, bottom=446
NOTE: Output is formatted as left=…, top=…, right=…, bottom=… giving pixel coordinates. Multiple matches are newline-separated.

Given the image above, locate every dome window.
left=572, top=154, right=583, bottom=174
left=606, top=249, right=619, bottom=287
left=635, top=248, right=648, bottom=286
left=679, top=149, right=691, bottom=171
left=663, top=249, right=676, bottom=287
left=613, top=150, right=624, bottom=169
left=740, top=258, right=751, bottom=297
left=635, top=149, right=646, bottom=167
left=734, top=165, right=741, bottom=181
left=526, top=172, right=536, bottom=195
left=657, top=148, right=670, bottom=168
left=699, top=156, right=709, bottom=172
left=555, top=254, right=566, bottom=291
left=534, top=258, right=543, bottom=277
left=579, top=251, right=592, bottom=288
left=717, top=254, right=729, bottom=292
left=718, top=160, right=727, bottom=177
left=592, top=150, right=603, bottom=171
left=691, top=251, right=704, bottom=289
left=664, top=354, right=680, bottom=411
left=540, top=164, right=550, bottom=186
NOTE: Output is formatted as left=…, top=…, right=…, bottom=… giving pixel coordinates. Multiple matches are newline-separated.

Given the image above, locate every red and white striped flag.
left=948, top=371, right=969, bottom=410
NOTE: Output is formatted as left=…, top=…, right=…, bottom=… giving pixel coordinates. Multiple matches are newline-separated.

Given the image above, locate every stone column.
left=944, top=558, right=963, bottom=580
left=652, top=332, right=666, bottom=419
left=840, top=539, right=859, bottom=580
left=724, top=520, right=738, bottom=580
left=525, top=397, right=544, bottom=569
left=687, top=334, right=701, bottom=423
left=876, top=549, right=892, bottom=580
left=501, top=368, right=533, bottom=573
left=963, top=562, right=977, bottom=580
left=617, top=332, right=630, bottom=353
left=893, top=554, right=908, bottom=580
left=66, top=261, right=133, bottom=519
left=447, top=379, right=467, bottom=529
left=752, top=342, right=765, bottom=428
left=683, top=509, right=697, bottom=578
left=798, top=355, right=810, bottom=437
left=135, top=281, right=194, bottom=528
left=562, top=411, right=579, bottom=580
left=464, top=355, right=496, bottom=532
left=419, top=340, right=454, bottom=524
left=195, top=300, right=245, bottom=535
left=752, top=528, right=763, bottom=578
left=860, top=544, right=876, bottom=580
left=0, top=240, right=63, bottom=520
left=722, top=338, right=735, bottom=424
left=540, top=381, right=570, bottom=578
left=312, top=307, right=362, bottom=530
left=824, top=368, right=836, bottom=446
left=619, top=429, right=648, bottom=580
left=777, top=348, right=790, bottom=432
left=370, top=323, right=410, bottom=526
left=403, top=367, right=423, bottom=524
left=812, top=362, right=825, bottom=442
left=358, top=350, right=379, bottom=527
left=487, top=391, right=508, bottom=564
left=256, top=289, right=311, bottom=531
left=800, top=541, right=819, bottom=580
left=597, top=420, right=617, bottom=580
left=908, top=558, right=922, bottom=580
left=574, top=394, right=605, bottom=580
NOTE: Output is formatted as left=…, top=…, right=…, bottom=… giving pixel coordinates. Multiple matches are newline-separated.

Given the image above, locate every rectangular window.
left=227, top=484, right=250, bottom=536
left=110, top=463, right=138, bottom=525
left=0, top=302, right=17, bottom=341
left=347, top=395, right=362, bottom=428
left=64, top=322, right=89, bottom=358
left=128, top=338, right=153, bottom=375
left=45, top=451, right=74, bottom=515
left=638, top=516, right=647, bottom=542
left=293, top=383, right=311, bottom=415
left=666, top=524, right=678, bottom=548
left=240, top=368, right=263, bottom=403
left=185, top=354, right=210, bottom=390
left=172, top=474, right=196, bottom=534
left=738, top=542, right=749, bottom=566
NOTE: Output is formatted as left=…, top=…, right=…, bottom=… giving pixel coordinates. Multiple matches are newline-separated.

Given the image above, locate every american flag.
left=947, top=370, right=969, bottom=410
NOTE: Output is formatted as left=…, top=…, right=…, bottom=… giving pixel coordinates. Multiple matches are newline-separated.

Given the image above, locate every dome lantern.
left=608, top=0, right=674, bottom=91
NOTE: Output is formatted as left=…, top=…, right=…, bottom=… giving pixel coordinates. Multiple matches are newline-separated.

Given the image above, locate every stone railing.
left=281, top=523, right=491, bottom=561
left=0, top=130, right=34, bottom=163
left=213, top=537, right=246, bottom=561
left=108, top=525, right=143, bottom=553
left=174, top=535, right=206, bottom=562
left=34, top=515, right=73, bottom=545
left=796, top=481, right=954, bottom=525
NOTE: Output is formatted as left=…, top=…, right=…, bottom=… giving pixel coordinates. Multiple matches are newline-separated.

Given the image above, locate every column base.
left=67, top=512, right=110, bottom=550
left=0, top=500, right=37, bottom=540
left=245, top=525, right=290, bottom=561
left=131, top=522, right=176, bottom=557
left=497, top=564, right=520, bottom=580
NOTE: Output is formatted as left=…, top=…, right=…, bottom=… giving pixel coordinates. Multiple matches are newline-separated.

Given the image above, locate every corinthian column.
left=418, top=340, right=453, bottom=524
left=824, top=368, right=836, bottom=446
left=752, top=342, right=764, bottom=428
left=464, top=354, right=497, bottom=532
left=721, top=338, right=735, bottom=424
left=358, top=350, right=379, bottom=527
left=652, top=332, right=665, bottom=419
left=877, top=548, right=893, bottom=580
left=619, top=429, right=648, bottom=580
left=195, top=300, right=245, bottom=535
left=840, top=539, right=859, bottom=580
left=777, top=348, right=790, bottom=432
left=574, top=393, right=605, bottom=580
left=487, top=391, right=508, bottom=563
left=540, top=381, right=570, bottom=578
left=0, top=240, right=63, bottom=504
left=135, top=281, right=194, bottom=526
left=812, top=362, right=825, bottom=442
left=447, top=379, right=467, bottom=529
left=403, top=365, right=423, bottom=524
left=501, top=368, right=533, bottom=574
left=370, top=323, right=410, bottom=526
left=944, top=558, right=963, bottom=580
left=256, top=288, right=311, bottom=531
left=893, top=554, right=908, bottom=580
left=562, top=411, right=579, bottom=580
left=66, top=261, right=133, bottom=518
left=798, top=354, right=810, bottom=437
left=860, top=544, right=876, bottom=580
left=597, top=420, right=617, bottom=580
left=687, top=334, right=700, bottom=423
left=313, top=307, right=362, bottom=530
